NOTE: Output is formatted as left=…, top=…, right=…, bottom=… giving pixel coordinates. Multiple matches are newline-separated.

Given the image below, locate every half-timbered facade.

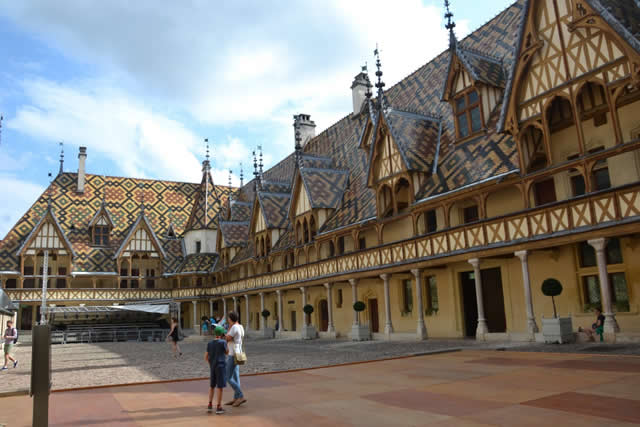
left=2, top=0, right=639, bottom=341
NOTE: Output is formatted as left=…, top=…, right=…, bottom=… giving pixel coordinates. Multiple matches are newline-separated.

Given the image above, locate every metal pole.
left=41, top=250, right=49, bottom=325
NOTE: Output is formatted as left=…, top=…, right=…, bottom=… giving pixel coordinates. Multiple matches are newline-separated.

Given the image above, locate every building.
left=1, top=0, right=639, bottom=341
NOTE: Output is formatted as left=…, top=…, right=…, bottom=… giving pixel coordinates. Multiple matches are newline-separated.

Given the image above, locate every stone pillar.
left=324, top=283, right=335, bottom=333
left=515, top=250, right=539, bottom=338
left=276, top=290, right=283, bottom=332
left=468, top=258, right=489, bottom=339
left=177, top=302, right=181, bottom=328
left=588, top=238, right=620, bottom=333
left=223, top=298, right=227, bottom=320
left=300, top=287, right=308, bottom=326
left=244, top=294, right=250, bottom=331
left=209, top=299, right=214, bottom=318
left=259, top=292, right=265, bottom=330
left=191, top=300, right=198, bottom=331
left=232, top=296, right=238, bottom=316
left=411, top=269, right=427, bottom=340
left=349, top=279, right=359, bottom=325
left=380, top=274, right=393, bottom=335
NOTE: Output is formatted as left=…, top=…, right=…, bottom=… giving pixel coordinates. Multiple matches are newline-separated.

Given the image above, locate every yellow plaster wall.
left=486, top=186, right=524, bottom=218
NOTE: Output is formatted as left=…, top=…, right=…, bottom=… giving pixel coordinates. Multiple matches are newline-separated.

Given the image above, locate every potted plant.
left=541, top=278, right=573, bottom=343
left=301, top=304, right=317, bottom=340
left=350, top=301, right=371, bottom=341
left=261, top=309, right=275, bottom=338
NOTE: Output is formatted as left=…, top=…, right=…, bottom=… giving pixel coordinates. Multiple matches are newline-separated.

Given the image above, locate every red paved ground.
left=1, top=350, right=639, bottom=426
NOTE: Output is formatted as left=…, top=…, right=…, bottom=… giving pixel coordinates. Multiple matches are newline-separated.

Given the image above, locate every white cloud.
left=0, top=173, right=44, bottom=240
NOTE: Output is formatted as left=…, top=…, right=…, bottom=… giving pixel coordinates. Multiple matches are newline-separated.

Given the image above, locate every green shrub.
left=303, top=304, right=314, bottom=315
left=261, top=309, right=271, bottom=318
left=541, top=278, right=563, bottom=318
left=353, top=301, right=366, bottom=312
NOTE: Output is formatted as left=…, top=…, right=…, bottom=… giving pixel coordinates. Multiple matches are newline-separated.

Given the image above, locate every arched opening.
left=615, top=84, right=640, bottom=142
left=378, top=184, right=393, bottom=218
left=329, top=241, right=335, bottom=257
left=546, top=96, right=580, bottom=164
left=416, top=208, right=441, bottom=235
left=255, top=238, right=261, bottom=257
left=486, top=185, right=525, bottom=218
left=449, top=198, right=480, bottom=227
left=296, top=220, right=303, bottom=245
left=577, top=82, right=614, bottom=151
left=394, top=178, right=411, bottom=213
left=307, top=246, right=317, bottom=263
left=309, top=216, right=317, bottom=241
left=520, top=124, right=548, bottom=173
left=303, top=218, right=309, bottom=244
left=297, top=250, right=307, bottom=265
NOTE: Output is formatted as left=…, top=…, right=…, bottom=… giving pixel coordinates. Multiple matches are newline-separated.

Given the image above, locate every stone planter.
left=542, top=316, right=574, bottom=344
left=301, top=324, right=317, bottom=340
left=262, top=327, right=275, bottom=339
left=350, top=324, right=371, bottom=341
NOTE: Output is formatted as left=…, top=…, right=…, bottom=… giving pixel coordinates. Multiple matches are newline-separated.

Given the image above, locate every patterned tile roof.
left=230, top=240, right=255, bottom=266
left=185, top=167, right=224, bottom=231
left=257, top=192, right=291, bottom=229
left=219, top=221, right=249, bottom=247
left=271, top=227, right=295, bottom=253
left=178, top=253, right=219, bottom=274
left=0, top=172, right=231, bottom=273
left=300, top=167, right=349, bottom=209
left=229, top=201, right=252, bottom=222
left=457, top=47, right=507, bottom=88
left=385, top=109, right=441, bottom=174
left=593, top=0, right=640, bottom=47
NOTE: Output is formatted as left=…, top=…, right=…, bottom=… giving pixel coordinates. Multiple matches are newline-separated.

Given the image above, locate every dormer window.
left=455, top=89, right=482, bottom=139
left=195, top=241, right=202, bottom=253
left=93, top=224, right=110, bottom=246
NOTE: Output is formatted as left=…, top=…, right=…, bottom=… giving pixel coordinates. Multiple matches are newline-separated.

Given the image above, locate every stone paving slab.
left=1, top=350, right=639, bottom=426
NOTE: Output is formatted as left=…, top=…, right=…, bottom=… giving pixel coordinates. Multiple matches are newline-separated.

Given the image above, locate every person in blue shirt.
left=205, top=326, right=228, bottom=414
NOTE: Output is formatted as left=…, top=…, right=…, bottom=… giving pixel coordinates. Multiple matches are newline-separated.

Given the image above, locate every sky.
left=0, top=0, right=515, bottom=238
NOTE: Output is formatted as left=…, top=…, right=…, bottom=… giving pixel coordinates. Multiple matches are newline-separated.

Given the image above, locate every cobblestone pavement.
left=1, top=337, right=638, bottom=393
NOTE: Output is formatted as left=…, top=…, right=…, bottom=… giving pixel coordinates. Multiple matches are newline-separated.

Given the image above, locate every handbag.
left=234, top=331, right=247, bottom=365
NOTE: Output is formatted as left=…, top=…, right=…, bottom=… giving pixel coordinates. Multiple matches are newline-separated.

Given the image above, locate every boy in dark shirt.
left=205, top=326, right=228, bottom=414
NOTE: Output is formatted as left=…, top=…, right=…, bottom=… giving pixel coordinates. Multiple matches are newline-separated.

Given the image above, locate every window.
left=533, top=178, right=557, bottom=206
left=93, top=225, right=110, bottom=246
left=455, top=90, right=482, bottom=138
left=402, top=279, right=413, bottom=313
left=56, top=267, right=67, bottom=288
left=582, top=273, right=630, bottom=312
left=359, top=237, right=366, bottom=250
left=5, top=279, right=16, bottom=289
left=195, top=241, right=201, bottom=253
left=336, top=289, right=343, bottom=308
left=425, top=276, right=439, bottom=314
left=196, top=277, right=203, bottom=287
left=463, top=205, right=479, bottom=224
left=337, top=237, right=345, bottom=255
left=145, top=269, right=155, bottom=289
left=567, top=154, right=585, bottom=197
left=579, top=238, right=623, bottom=267
left=328, top=241, right=335, bottom=257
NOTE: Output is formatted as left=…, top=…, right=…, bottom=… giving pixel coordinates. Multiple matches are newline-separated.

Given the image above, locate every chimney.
left=293, top=114, right=316, bottom=148
left=77, top=146, right=87, bottom=193
left=351, top=69, right=370, bottom=115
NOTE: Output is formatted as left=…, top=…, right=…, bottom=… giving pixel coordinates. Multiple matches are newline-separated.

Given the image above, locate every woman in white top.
left=224, top=311, right=246, bottom=407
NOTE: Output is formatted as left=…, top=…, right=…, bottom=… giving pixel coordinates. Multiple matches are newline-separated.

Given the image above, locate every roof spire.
left=239, top=162, right=244, bottom=187
left=203, top=138, right=211, bottom=172
left=374, top=44, right=385, bottom=109
left=444, top=0, right=457, bottom=49
left=47, top=172, right=53, bottom=208
left=364, top=63, right=373, bottom=100
left=258, top=145, right=263, bottom=177
left=228, top=169, right=232, bottom=188
left=0, top=114, right=3, bottom=146
left=253, top=150, right=260, bottom=191
left=58, top=142, right=64, bottom=174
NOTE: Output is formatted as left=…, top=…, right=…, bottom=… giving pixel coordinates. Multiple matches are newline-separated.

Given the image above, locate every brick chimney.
left=293, top=114, right=316, bottom=148
left=77, top=146, right=87, bottom=193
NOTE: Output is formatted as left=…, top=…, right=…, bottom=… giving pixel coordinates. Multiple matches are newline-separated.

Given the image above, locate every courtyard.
left=1, top=344, right=640, bottom=426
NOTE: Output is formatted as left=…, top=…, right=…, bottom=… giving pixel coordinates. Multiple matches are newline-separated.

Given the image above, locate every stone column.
left=324, top=283, right=335, bottom=333
left=191, top=300, right=198, bottom=331
left=276, top=290, right=283, bottom=332
left=515, top=250, right=539, bottom=338
left=411, top=269, right=427, bottom=339
left=588, top=238, right=620, bottom=333
left=380, top=274, right=393, bottom=335
left=232, top=296, right=238, bottom=316
left=468, top=258, right=489, bottom=339
left=300, top=287, right=308, bottom=326
left=222, top=298, right=227, bottom=320
left=209, top=299, right=214, bottom=318
left=259, top=292, right=265, bottom=330
left=349, top=279, right=359, bottom=325
left=177, top=301, right=181, bottom=328
left=244, top=294, right=250, bottom=331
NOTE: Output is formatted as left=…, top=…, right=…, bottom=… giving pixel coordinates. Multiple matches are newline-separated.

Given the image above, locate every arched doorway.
left=319, top=299, right=329, bottom=332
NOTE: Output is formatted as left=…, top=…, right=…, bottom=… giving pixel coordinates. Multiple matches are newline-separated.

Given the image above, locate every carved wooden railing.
left=6, top=286, right=219, bottom=303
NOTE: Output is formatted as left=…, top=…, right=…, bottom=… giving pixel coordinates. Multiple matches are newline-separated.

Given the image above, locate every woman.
left=225, top=311, right=247, bottom=407
left=167, top=317, right=182, bottom=358
left=578, top=308, right=605, bottom=341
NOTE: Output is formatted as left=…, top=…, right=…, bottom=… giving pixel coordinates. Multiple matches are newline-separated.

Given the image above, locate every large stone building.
left=1, top=0, right=640, bottom=341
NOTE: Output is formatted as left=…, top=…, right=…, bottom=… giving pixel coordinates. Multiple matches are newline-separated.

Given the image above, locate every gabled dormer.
left=250, top=188, right=290, bottom=258
left=184, top=157, right=220, bottom=255
left=442, top=3, right=505, bottom=142
left=88, top=201, right=114, bottom=246
left=113, top=211, right=165, bottom=261
left=16, top=204, right=75, bottom=259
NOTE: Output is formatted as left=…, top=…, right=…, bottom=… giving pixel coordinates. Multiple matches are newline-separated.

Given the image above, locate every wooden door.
left=460, top=272, right=478, bottom=337
left=290, top=310, right=297, bottom=331
left=20, top=306, right=33, bottom=331
left=319, top=300, right=329, bottom=331
left=369, top=299, right=379, bottom=333
left=481, top=268, right=507, bottom=333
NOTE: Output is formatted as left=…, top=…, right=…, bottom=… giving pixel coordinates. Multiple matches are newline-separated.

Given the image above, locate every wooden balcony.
left=216, top=183, right=640, bottom=295
left=5, top=286, right=217, bottom=303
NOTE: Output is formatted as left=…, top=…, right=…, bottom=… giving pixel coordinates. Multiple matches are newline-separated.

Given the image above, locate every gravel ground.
left=1, top=337, right=638, bottom=393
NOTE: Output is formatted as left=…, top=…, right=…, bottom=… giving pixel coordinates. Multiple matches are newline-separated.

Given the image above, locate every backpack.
left=11, top=328, right=17, bottom=344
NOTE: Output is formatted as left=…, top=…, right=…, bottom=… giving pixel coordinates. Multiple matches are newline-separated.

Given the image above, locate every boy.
left=2, top=320, right=18, bottom=371
left=205, top=326, right=228, bottom=414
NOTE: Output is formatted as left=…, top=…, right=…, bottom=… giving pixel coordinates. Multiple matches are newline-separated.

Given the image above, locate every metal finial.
left=374, top=44, right=385, bottom=105
left=258, top=145, right=263, bottom=175
left=59, top=142, right=64, bottom=174
left=228, top=169, right=232, bottom=188
left=47, top=172, right=53, bottom=207
left=240, top=162, right=244, bottom=187
left=205, top=138, right=210, bottom=161
left=444, top=0, right=457, bottom=48
left=253, top=151, right=258, bottom=177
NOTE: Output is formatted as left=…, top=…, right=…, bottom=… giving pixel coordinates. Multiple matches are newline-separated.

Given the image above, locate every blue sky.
left=0, top=0, right=514, bottom=237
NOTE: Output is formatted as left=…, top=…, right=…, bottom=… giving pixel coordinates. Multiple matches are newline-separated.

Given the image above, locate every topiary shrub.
left=261, top=309, right=271, bottom=318
left=303, top=304, right=314, bottom=315
left=541, top=278, right=563, bottom=318
left=353, top=301, right=366, bottom=312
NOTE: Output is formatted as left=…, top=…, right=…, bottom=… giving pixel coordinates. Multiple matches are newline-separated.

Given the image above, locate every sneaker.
left=0, top=367, right=7, bottom=371
left=216, top=406, right=225, bottom=415
left=13, top=360, right=18, bottom=369
left=207, top=403, right=213, bottom=413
